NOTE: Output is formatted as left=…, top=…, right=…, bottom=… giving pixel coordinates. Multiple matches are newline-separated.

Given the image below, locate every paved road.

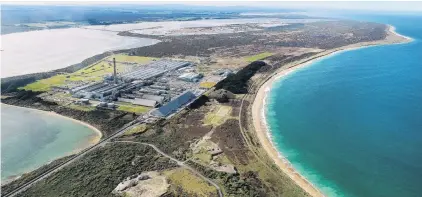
left=111, top=140, right=223, bottom=197
left=2, top=120, right=139, bottom=197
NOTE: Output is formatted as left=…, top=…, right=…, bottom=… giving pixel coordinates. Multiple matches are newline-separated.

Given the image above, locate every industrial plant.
left=68, top=57, right=209, bottom=119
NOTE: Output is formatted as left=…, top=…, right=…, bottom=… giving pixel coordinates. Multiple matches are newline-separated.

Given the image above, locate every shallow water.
left=266, top=14, right=422, bottom=197
left=1, top=28, right=159, bottom=77
left=1, top=104, right=99, bottom=180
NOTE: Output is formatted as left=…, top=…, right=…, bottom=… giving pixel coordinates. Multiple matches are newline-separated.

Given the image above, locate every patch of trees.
left=208, top=89, right=235, bottom=103
left=188, top=95, right=210, bottom=109
left=215, top=61, right=268, bottom=94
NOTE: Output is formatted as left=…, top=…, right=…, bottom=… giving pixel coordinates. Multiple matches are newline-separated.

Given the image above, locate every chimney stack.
left=113, top=58, right=117, bottom=84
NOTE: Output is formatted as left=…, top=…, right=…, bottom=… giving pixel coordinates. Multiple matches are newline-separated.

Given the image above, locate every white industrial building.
left=178, top=72, right=203, bottom=82
left=121, top=60, right=191, bottom=81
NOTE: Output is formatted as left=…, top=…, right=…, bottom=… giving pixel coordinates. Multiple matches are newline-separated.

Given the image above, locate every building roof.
left=151, top=91, right=197, bottom=117
left=141, top=94, right=165, bottom=103
left=121, top=60, right=190, bottom=80
left=179, top=72, right=200, bottom=79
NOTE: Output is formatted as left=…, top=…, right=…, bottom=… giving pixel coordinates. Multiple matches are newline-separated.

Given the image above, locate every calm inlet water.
left=1, top=28, right=159, bottom=77
left=266, top=14, right=422, bottom=197
left=1, top=105, right=99, bottom=180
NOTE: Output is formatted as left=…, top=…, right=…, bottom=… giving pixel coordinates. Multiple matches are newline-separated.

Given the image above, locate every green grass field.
left=117, top=103, right=151, bottom=114
left=164, top=168, right=216, bottom=196
left=203, top=105, right=232, bottom=126
left=124, top=124, right=147, bottom=136
left=21, top=54, right=157, bottom=92
left=245, top=52, right=273, bottom=62
left=66, top=104, right=96, bottom=112
left=200, top=82, right=217, bottom=89
left=21, top=74, right=68, bottom=92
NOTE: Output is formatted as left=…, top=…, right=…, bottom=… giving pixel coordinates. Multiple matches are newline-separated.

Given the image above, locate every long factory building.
left=70, top=58, right=208, bottom=118
left=71, top=59, right=191, bottom=99
left=151, top=89, right=205, bottom=117
left=120, top=59, right=191, bottom=81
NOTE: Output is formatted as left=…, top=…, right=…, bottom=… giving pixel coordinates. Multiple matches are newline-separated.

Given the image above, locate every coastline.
left=1, top=103, right=103, bottom=142
left=251, top=24, right=412, bottom=197
left=1, top=103, right=103, bottom=183
left=1, top=103, right=102, bottom=154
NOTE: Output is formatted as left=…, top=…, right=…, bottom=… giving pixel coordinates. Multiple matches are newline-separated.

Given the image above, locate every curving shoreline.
left=1, top=103, right=102, bottom=152
left=251, top=24, right=412, bottom=197
left=1, top=103, right=103, bottom=183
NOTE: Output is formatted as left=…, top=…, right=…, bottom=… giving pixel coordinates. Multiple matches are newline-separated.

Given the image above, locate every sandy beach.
left=0, top=103, right=103, bottom=145
left=251, top=25, right=412, bottom=197
left=1, top=103, right=103, bottom=184
left=47, top=110, right=103, bottom=144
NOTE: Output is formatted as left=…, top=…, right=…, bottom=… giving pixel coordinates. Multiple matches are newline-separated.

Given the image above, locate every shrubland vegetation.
left=17, top=143, right=177, bottom=197
left=1, top=155, right=74, bottom=195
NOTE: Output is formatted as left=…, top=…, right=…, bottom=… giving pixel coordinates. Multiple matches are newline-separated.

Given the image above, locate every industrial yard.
left=21, top=53, right=233, bottom=122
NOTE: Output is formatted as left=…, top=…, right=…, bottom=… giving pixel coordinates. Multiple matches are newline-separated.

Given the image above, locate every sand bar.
left=251, top=25, right=412, bottom=197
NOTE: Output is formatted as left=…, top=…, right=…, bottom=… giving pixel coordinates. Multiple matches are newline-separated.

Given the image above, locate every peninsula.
left=1, top=12, right=408, bottom=197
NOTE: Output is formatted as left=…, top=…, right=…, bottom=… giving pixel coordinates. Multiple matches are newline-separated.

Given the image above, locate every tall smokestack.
left=113, top=57, right=117, bottom=84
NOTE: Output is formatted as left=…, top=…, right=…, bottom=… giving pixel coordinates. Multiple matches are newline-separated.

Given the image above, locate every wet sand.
left=251, top=25, right=412, bottom=197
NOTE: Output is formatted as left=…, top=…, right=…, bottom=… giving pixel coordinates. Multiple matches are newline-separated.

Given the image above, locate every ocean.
left=0, top=104, right=100, bottom=180
left=266, top=14, right=422, bottom=197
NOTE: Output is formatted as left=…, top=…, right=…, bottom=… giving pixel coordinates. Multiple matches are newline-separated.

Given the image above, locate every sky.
left=140, top=1, right=422, bottom=12
left=3, top=1, right=422, bottom=12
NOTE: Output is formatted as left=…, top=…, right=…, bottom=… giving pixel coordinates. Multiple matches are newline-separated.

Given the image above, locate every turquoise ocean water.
left=1, top=104, right=98, bottom=180
left=266, top=14, right=422, bottom=197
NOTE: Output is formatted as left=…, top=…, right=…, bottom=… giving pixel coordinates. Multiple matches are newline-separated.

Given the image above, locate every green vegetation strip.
left=245, top=52, right=273, bottom=62
left=117, top=103, right=150, bottom=114
left=124, top=124, right=147, bottom=136
left=20, top=54, right=157, bottom=92
left=66, top=104, right=96, bottom=112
